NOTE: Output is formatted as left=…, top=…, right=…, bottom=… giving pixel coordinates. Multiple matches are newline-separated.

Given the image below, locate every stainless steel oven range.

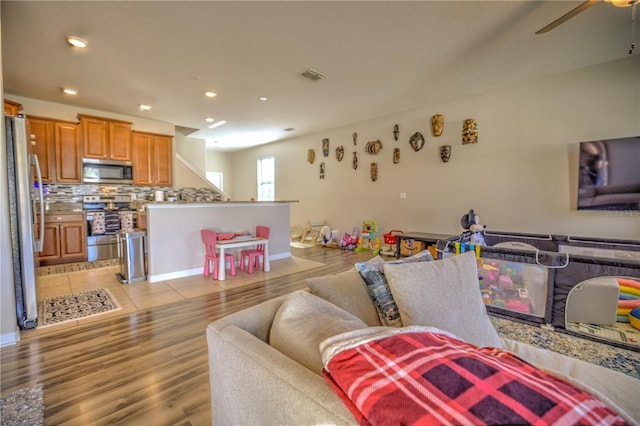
left=83, top=195, right=135, bottom=261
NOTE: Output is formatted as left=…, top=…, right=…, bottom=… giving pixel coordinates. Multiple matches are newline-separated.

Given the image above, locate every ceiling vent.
left=284, top=127, right=295, bottom=132
left=300, top=68, right=327, bottom=81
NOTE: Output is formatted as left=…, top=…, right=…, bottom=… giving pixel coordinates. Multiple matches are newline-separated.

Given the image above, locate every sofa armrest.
left=503, top=338, right=640, bottom=424
left=207, top=323, right=356, bottom=425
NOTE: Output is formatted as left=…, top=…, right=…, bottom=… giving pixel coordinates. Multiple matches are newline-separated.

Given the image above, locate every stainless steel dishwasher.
left=116, top=230, right=147, bottom=284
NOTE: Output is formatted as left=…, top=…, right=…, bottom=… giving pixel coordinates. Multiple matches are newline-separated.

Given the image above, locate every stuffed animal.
left=319, top=226, right=340, bottom=246
left=460, top=209, right=486, bottom=246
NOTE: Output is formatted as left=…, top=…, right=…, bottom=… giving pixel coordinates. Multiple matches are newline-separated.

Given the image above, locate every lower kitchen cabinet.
left=38, top=213, right=87, bottom=265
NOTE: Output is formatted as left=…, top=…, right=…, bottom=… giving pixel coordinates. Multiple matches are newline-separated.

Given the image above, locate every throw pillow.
left=355, top=250, right=434, bottom=327
left=269, top=290, right=367, bottom=373
left=306, top=268, right=381, bottom=326
left=383, top=251, right=503, bottom=348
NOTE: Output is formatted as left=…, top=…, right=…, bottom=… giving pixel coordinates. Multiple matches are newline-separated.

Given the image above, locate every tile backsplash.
left=41, top=184, right=225, bottom=204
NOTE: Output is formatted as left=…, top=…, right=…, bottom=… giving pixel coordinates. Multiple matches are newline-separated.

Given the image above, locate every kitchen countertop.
left=39, top=202, right=84, bottom=213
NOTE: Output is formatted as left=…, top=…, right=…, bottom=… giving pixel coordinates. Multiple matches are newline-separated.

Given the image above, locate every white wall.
left=231, top=56, right=640, bottom=240
left=5, top=95, right=175, bottom=136
left=207, top=149, right=234, bottom=197
left=175, top=129, right=206, bottom=174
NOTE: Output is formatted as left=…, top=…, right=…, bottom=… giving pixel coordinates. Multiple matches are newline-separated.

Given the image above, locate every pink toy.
left=507, top=299, right=531, bottom=313
left=498, top=275, right=514, bottom=290
left=339, top=227, right=360, bottom=250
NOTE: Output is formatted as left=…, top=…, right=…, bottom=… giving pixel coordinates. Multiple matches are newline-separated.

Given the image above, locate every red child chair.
left=240, top=226, right=270, bottom=274
left=201, top=229, right=236, bottom=279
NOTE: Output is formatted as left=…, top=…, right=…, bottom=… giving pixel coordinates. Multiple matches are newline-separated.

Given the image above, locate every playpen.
left=437, top=230, right=640, bottom=352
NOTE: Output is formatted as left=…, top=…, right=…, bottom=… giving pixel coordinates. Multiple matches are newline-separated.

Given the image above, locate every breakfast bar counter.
left=145, top=201, right=295, bottom=283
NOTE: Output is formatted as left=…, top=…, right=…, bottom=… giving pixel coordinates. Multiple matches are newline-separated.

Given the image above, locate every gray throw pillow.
left=383, top=251, right=504, bottom=348
left=355, top=250, right=434, bottom=327
left=306, top=268, right=381, bottom=326
left=269, top=290, right=367, bottom=373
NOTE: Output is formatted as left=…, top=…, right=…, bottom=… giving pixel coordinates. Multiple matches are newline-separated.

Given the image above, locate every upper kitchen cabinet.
left=80, top=114, right=132, bottom=162
left=132, top=131, right=173, bottom=186
left=55, top=121, right=82, bottom=183
left=4, top=99, right=22, bottom=116
left=26, top=116, right=55, bottom=183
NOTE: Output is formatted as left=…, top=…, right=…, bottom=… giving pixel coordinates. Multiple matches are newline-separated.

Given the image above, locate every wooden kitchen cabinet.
left=37, top=213, right=87, bottom=265
left=26, top=117, right=55, bottom=183
left=4, top=99, right=22, bottom=116
left=55, top=121, right=82, bottom=183
left=132, top=131, right=173, bottom=186
left=26, top=116, right=81, bottom=183
left=80, top=114, right=132, bottom=161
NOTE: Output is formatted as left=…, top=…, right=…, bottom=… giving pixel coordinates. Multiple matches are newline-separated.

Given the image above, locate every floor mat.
left=0, top=385, right=44, bottom=426
left=39, top=288, right=121, bottom=327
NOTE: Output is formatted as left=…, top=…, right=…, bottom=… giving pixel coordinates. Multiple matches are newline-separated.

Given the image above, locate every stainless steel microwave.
left=82, top=158, right=134, bottom=184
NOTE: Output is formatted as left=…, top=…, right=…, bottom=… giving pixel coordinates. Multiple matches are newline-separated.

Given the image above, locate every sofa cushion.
left=269, top=290, right=367, bottom=374
left=383, top=251, right=503, bottom=348
left=306, top=268, right=381, bottom=326
left=355, top=251, right=434, bottom=327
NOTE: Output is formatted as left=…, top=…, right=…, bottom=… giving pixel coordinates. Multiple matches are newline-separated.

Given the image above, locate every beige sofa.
left=206, top=253, right=640, bottom=425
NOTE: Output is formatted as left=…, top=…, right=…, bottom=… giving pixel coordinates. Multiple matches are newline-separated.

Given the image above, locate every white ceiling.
left=2, top=1, right=637, bottom=151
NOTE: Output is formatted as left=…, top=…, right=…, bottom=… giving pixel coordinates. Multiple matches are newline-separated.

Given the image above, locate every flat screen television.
left=577, top=136, right=640, bottom=211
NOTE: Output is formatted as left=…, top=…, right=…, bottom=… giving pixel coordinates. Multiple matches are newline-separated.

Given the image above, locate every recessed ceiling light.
left=205, top=91, right=217, bottom=98
left=208, top=120, right=227, bottom=129
left=66, top=36, right=88, bottom=48
left=62, top=88, right=78, bottom=95
left=139, top=104, right=152, bottom=111
left=259, top=96, right=268, bottom=101
left=205, top=117, right=215, bottom=123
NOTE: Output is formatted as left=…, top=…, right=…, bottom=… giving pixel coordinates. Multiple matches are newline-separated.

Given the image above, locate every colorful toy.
left=630, top=307, right=640, bottom=330
left=617, top=278, right=640, bottom=323
left=339, top=227, right=360, bottom=250
left=355, top=220, right=381, bottom=255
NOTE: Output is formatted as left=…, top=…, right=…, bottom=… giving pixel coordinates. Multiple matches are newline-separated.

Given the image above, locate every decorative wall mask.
left=393, top=124, right=400, bottom=141
left=352, top=152, right=358, bottom=170
left=431, top=114, right=444, bottom=137
left=353, top=132, right=358, bottom=145
left=439, top=145, right=451, bottom=163
left=336, top=145, right=344, bottom=162
left=370, top=162, right=378, bottom=182
left=409, top=132, right=425, bottom=151
left=393, top=148, right=400, bottom=164
left=319, top=162, right=325, bottom=179
left=365, top=139, right=383, bottom=155
left=462, top=119, right=478, bottom=144
left=322, top=138, right=330, bottom=156
left=308, top=149, right=315, bottom=164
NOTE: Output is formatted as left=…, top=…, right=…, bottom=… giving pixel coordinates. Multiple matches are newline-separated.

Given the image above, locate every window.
left=257, top=157, right=275, bottom=201
left=206, top=172, right=223, bottom=191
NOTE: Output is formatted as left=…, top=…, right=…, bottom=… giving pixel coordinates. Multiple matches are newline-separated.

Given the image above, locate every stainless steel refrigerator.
left=5, top=115, right=44, bottom=329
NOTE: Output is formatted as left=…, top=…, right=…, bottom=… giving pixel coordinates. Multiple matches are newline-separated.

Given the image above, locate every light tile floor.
left=26, top=256, right=324, bottom=338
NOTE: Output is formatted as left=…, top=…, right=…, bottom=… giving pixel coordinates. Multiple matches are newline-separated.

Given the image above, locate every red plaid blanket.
left=322, top=328, right=625, bottom=426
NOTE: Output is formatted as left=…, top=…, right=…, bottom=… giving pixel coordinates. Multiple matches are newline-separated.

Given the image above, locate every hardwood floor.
left=0, top=246, right=378, bottom=425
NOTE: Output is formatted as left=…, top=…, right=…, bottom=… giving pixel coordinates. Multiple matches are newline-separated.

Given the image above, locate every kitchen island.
left=145, top=201, right=295, bottom=283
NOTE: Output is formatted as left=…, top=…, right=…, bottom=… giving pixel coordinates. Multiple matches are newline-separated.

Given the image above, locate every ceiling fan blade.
left=535, top=0, right=599, bottom=34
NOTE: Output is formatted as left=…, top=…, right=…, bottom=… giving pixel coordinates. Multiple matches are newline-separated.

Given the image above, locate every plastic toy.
left=355, top=220, right=380, bottom=254
left=460, top=208, right=486, bottom=246
left=382, top=230, right=403, bottom=256
left=339, top=227, right=360, bottom=250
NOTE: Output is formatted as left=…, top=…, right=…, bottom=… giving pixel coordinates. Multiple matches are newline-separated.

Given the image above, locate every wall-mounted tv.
left=577, top=136, right=640, bottom=211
